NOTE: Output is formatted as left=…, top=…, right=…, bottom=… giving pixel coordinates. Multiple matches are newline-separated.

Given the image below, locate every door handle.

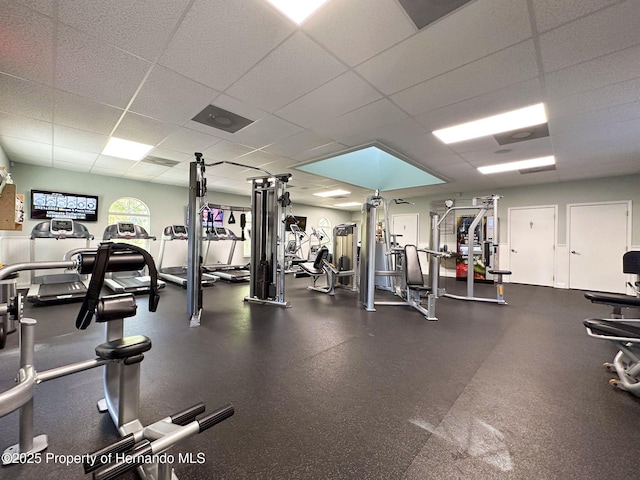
left=511, top=249, right=517, bottom=253
left=571, top=250, right=580, bottom=255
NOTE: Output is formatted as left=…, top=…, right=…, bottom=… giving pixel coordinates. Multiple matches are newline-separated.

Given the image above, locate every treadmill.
left=27, top=218, right=94, bottom=304
left=157, top=225, right=218, bottom=288
left=102, top=222, right=166, bottom=293
left=203, top=227, right=251, bottom=282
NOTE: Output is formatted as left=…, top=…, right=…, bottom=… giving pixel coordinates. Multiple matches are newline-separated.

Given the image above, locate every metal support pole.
left=465, top=208, right=487, bottom=298
left=187, top=159, right=203, bottom=326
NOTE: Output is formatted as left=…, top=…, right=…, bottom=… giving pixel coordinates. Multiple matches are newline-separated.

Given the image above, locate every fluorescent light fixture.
left=334, top=202, right=361, bottom=207
left=478, top=155, right=555, bottom=174
left=313, top=189, right=351, bottom=197
left=102, top=137, right=154, bottom=161
left=266, top=0, right=329, bottom=24
left=433, top=103, right=547, bottom=144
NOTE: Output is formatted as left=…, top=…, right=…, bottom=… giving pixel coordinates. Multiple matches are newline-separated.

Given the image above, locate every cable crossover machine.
left=186, top=153, right=293, bottom=327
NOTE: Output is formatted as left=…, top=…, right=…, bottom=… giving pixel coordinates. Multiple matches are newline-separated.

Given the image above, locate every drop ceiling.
left=1, top=0, right=639, bottom=210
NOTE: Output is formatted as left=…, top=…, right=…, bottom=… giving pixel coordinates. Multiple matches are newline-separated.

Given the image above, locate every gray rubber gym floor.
left=1, top=277, right=639, bottom=480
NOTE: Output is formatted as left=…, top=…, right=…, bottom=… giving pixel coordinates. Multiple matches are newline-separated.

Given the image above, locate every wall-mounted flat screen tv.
left=31, top=189, right=99, bottom=222
left=285, top=215, right=307, bottom=232
left=203, top=207, right=224, bottom=228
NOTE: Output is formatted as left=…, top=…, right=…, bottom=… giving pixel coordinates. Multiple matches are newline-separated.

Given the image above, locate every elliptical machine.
left=0, top=243, right=234, bottom=479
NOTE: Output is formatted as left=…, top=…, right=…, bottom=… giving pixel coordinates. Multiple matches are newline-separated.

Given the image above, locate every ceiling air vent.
left=494, top=124, right=549, bottom=145
left=142, top=156, right=180, bottom=167
left=192, top=104, right=254, bottom=133
left=520, top=164, right=556, bottom=174
left=398, top=0, right=475, bottom=29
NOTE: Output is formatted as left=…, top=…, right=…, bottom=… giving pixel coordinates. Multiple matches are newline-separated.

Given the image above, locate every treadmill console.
left=172, top=225, right=188, bottom=239
left=117, top=222, right=136, bottom=237
left=51, top=218, right=74, bottom=235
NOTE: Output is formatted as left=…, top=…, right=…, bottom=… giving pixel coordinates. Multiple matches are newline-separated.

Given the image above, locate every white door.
left=568, top=202, right=630, bottom=293
left=392, top=213, right=419, bottom=247
left=508, top=206, right=556, bottom=286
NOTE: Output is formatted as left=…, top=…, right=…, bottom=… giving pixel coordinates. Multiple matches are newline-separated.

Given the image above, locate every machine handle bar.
left=92, top=403, right=234, bottom=480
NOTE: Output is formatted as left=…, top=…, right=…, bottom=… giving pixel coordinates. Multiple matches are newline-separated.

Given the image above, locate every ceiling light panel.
left=334, top=202, right=361, bottom=207
left=478, top=155, right=555, bottom=174
left=101, top=137, right=154, bottom=161
left=266, top=0, right=329, bottom=24
left=433, top=103, right=547, bottom=144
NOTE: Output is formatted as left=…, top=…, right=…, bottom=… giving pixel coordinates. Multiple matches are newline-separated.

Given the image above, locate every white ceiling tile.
left=146, top=148, right=192, bottom=163
left=539, top=1, right=640, bottom=73
left=0, top=113, right=52, bottom=143
left=159, top=0, right=294, bottom=91
left=200, top=141, right=255, bottom=162
left=1, top=137, right=52, bottom=161
left=93, top=154, right=136, bottom=171
left=356, top=0, right=531, bottom=94
left=303, top=0, right=415, bottom=66
left=53, top=146, right=98, bottom=165
left=12, top=155, right=52, bottom=167
left=54, top=90, right=122, bottom=135
left=58, top=0, right=191, bottom=60
left=295, top=142, right=350, bottom=162
left=112, top=112, right=175, bottom=146
left=54, top=125, right=108, bottom=152
left=55, top=23, right=151, bottom=108
left=414, top=78, right=543, bottom=132
left=392, top=41, right=539, bottom=116
left=0, top=74, right=53, bottom=121
left=53, top=159, right=92, bottom=172
left=237, top=150, right=289, bottom=168
left=129, top=66, right=219, bottom=125
left=545, top=44, right=640, bottom=100
left=532, top=0, right=620, bottom=33
left=276, top=72, right=382, bottom=128
left=226, top=31, right=347, bottom=113
left=552, top=117, right=640, bottom=154
left=229, top=115, right=303, bottom=149
left=157, top=127, right=222, bottom=154
left=0, top=1, right=54, bottom=84
left=17, top=0, right=54, bottom=17
left=549, top=100, right=640, bottom=136
left=262, top=131, right=334, bottom=158
left=312, top=99, right=408, bottom=140
left=127, top=162, right=170, bottom=176
left=548, top=77, right=640, bottom=122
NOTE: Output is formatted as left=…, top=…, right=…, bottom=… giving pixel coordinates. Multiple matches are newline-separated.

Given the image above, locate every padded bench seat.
left=488, top=269, right=511, bottom=276
left=96, top=335, right=152, bottom=360
left=583, top=318, right=640, bottom=339
left=584, top=292, right=640, bottom=308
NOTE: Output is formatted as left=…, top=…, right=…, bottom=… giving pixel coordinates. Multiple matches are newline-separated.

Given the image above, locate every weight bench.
left=584, top=251, right=640, bottom=318
left=404, top=245, right=436, bottom=320
left=584, top=318, right=640, bottom=396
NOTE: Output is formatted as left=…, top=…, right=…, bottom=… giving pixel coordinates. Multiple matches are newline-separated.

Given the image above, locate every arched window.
left=108, top=197, right=151, bottom=249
